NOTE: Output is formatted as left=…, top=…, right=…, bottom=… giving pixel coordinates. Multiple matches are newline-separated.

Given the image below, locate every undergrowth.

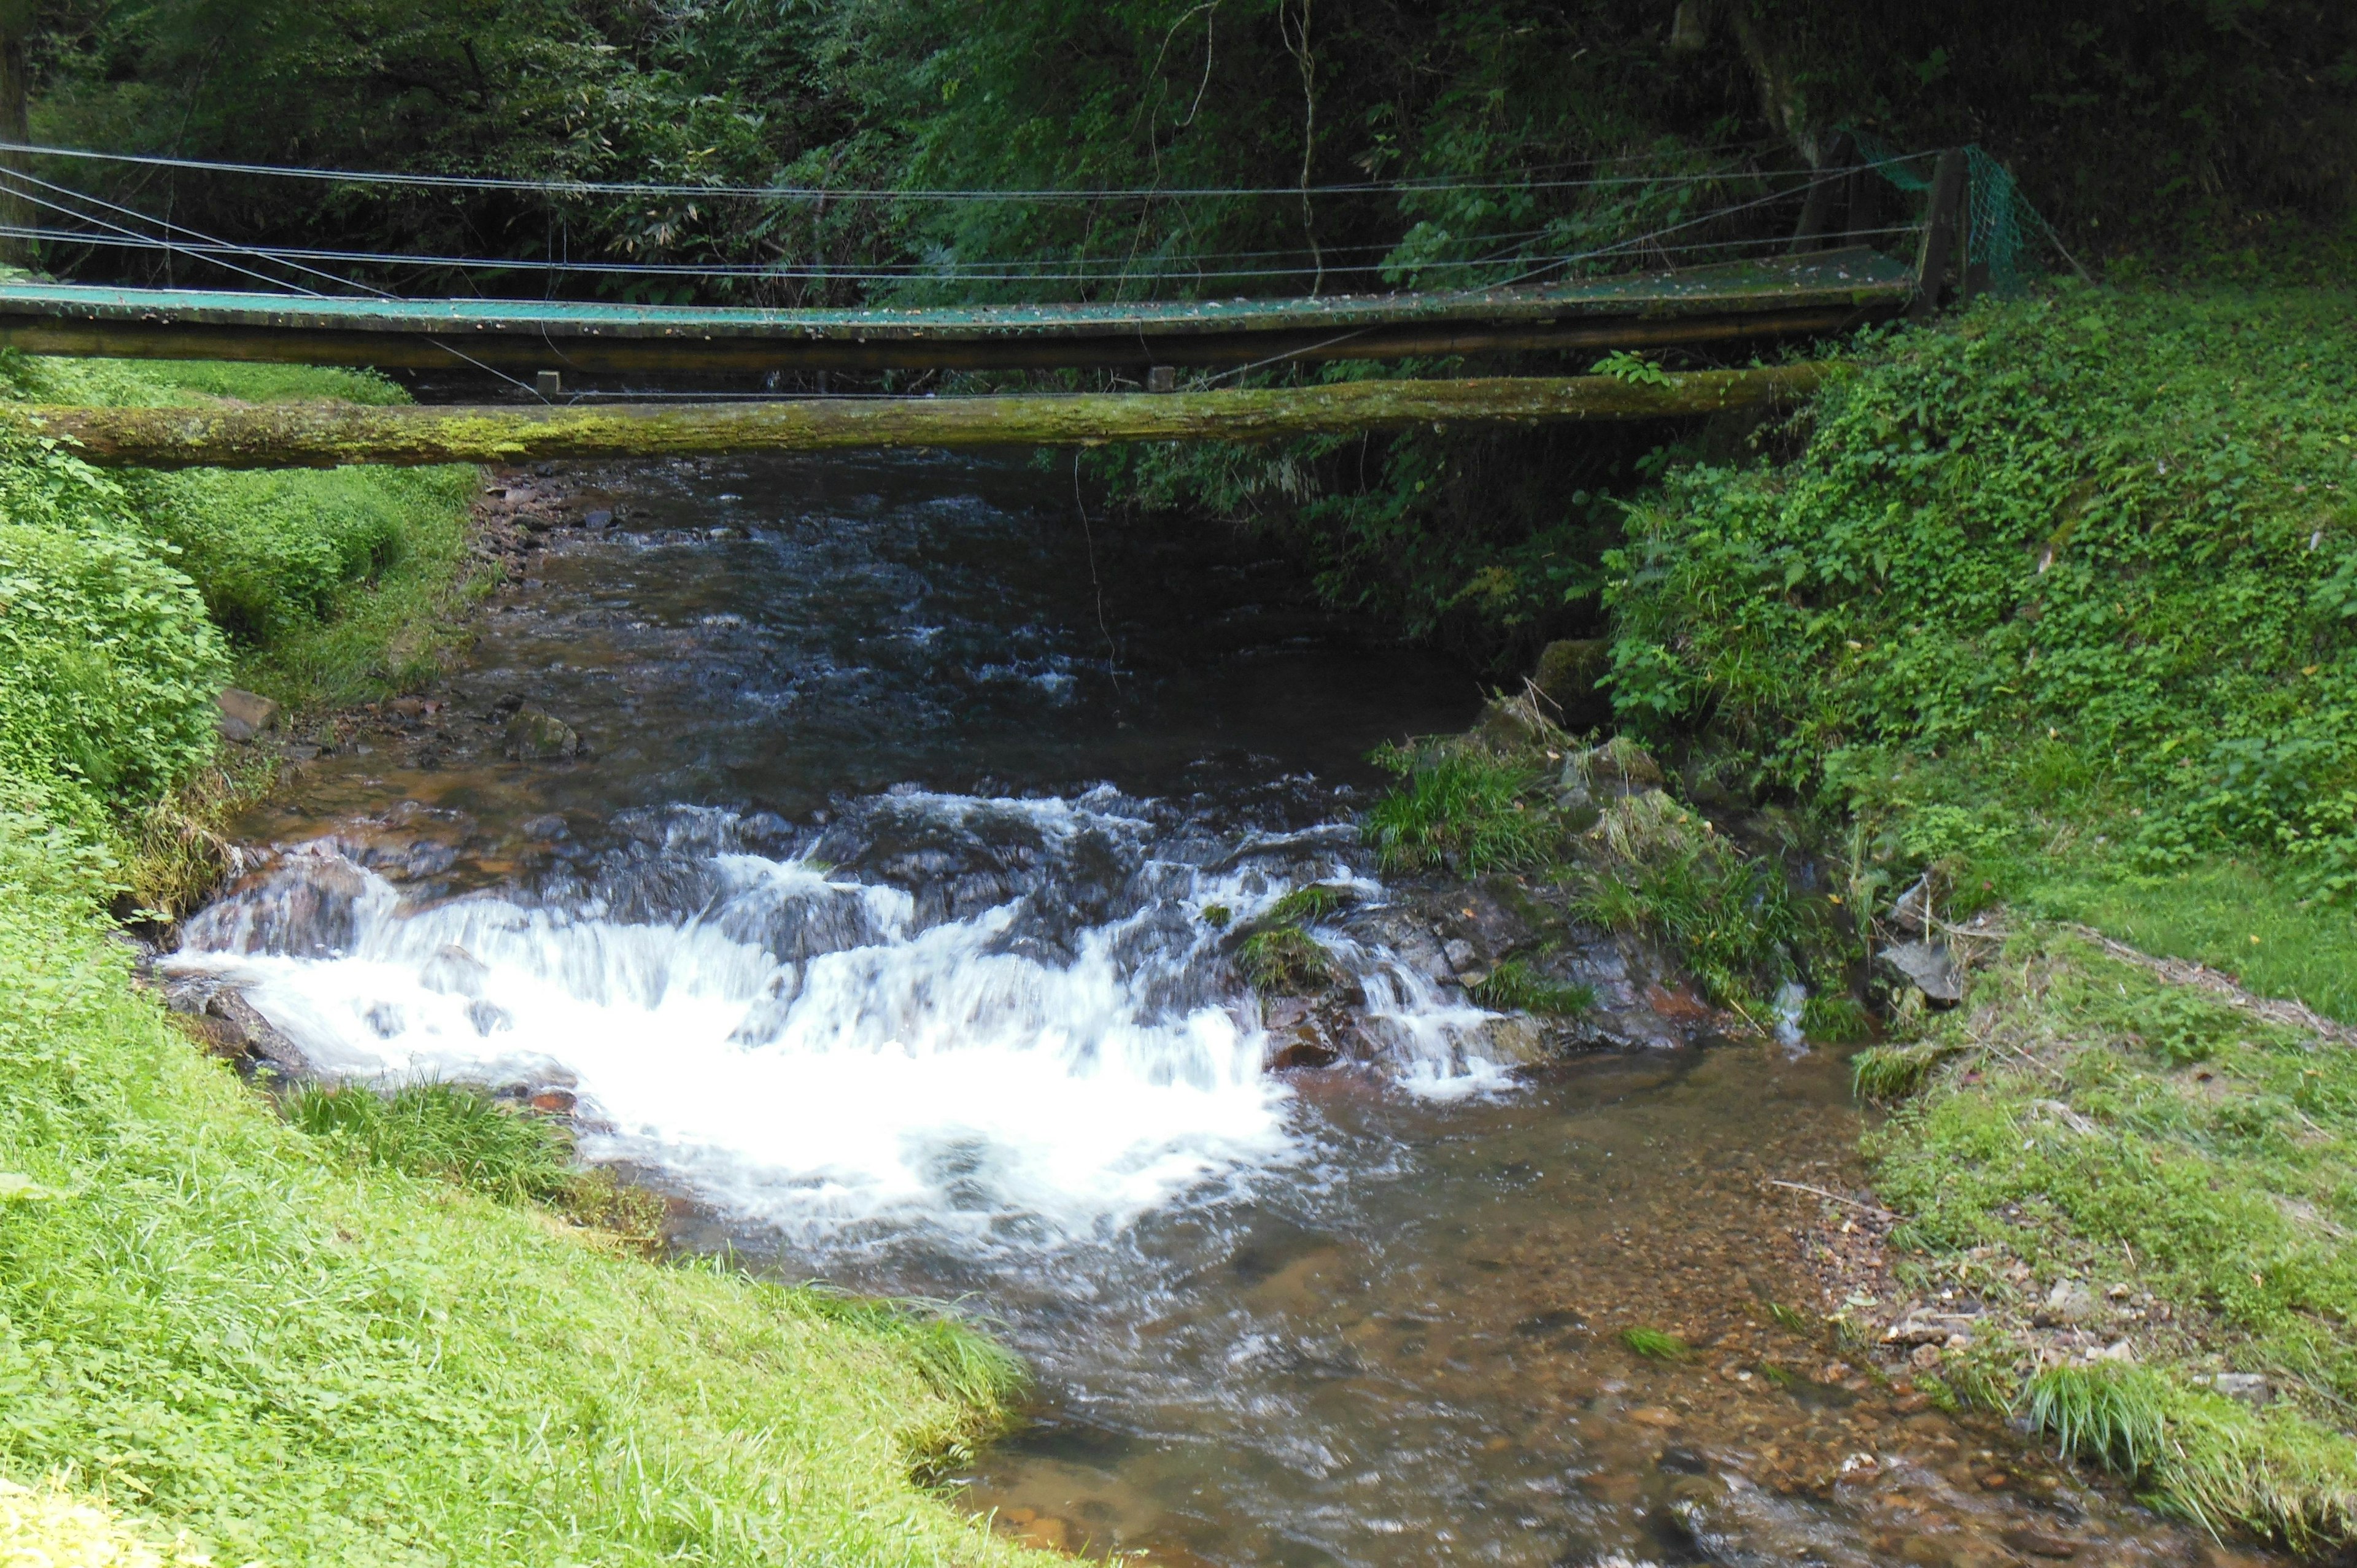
left=1862, top=929, right=2357, bottom=1548
left=1469, top=959, right=1594, bottom=1017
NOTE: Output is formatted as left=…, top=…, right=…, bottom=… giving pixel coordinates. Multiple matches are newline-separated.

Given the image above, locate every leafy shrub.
left=1606, top=286, right=2357, bottom=900
left=0, top=515, right=226, bottom=827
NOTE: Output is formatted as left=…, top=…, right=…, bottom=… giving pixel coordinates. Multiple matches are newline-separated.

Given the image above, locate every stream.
left=168, top=452, right=2266, bottom=1568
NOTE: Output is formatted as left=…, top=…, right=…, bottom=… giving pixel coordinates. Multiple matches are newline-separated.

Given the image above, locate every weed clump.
left=2024, top=1362, right=2171, bottom=1473
left=1363, top=743, right=1551, bottom=875
left=1236, top=927, right=1334, bottom=995
left=1470, top=959, right=1593, bottom=1016
left=1620, top=1326, right=1689, bottom=1360
left=1851, top=1042, right=1947, bottom=1102
left=287, top=1081, right=576, bottom=1203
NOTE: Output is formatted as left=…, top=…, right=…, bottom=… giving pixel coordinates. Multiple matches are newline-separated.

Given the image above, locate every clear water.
left=173, top=454, right=2270, bottom=1567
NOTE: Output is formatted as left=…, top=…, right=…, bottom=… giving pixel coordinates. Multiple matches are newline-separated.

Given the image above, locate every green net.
left=1841, top=129, right=2072, bottom=296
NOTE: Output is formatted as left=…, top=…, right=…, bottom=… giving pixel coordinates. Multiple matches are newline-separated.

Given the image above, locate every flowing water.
left=171, top=454, right=2268, bottom=1568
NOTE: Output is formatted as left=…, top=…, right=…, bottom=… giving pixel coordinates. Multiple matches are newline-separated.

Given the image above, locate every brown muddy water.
left=169, top=452, right=2274, bottom=1568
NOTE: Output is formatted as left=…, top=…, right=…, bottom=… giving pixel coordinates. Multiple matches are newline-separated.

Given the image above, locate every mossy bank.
left=0, top=358, right=1042, bottom=1566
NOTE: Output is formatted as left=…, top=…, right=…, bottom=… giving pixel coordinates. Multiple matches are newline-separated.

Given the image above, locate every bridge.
left=0, top=145, right=1991, bottom=466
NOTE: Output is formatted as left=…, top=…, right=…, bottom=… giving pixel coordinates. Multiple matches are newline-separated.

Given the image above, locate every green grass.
left=1619, top=1326, right=1689, bottom=1360
left=1235, top=925, right=1334, bottom=995
left=287, top=1081, right=578, bottom=1204
left=0, top=353, right=484, bottom=717
left=1361, top=743, right=1552, bottom=875
left=1468, top=958, right=1593, bottom=1016
left=1865, top=928, right=2357, bottom=1548
left=1264, top=883, right=1345, bottom=926
left=0, top=809, right=1038, bottom=1567
left=2022, top=1362, right=2171, bottom=1473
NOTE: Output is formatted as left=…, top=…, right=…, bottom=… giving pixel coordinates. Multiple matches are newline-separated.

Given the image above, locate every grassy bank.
left=0, top=358, right=1039, bottom=1564
left=1364, top=276, right=2357, bottom=1545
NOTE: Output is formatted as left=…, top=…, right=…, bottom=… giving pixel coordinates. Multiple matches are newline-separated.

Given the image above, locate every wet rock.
left=1531, top=637, right=1612, bottom=729
left=176, top=984, right=313, bottom=1078
left=503, top=706, right=581, bottom=761
left=2000, top=1526, right=2080, bottom=1559
left=2206, top=1372, right=2271, bottom=1406
left=528, top=1089, right=577, bottom=1114
left=2035, top=1280, right=2098, bottom=1327
left=1887, top=870, right=1938, bottom=937
left=1263, top=997, right=1343, bottom=1070
left=584, top=509, right=614, bottom=528
left=519, top=813, right=570, bottom=842
left=421, top=944, right=490, bottom=997
left=1442, top=938, right=1479, bottom=973
left=217, top=687, right=281, bottom=742
left=1876, top=939, right=1962, bottom=1005
left=465, top=999, right=514, bottom=1037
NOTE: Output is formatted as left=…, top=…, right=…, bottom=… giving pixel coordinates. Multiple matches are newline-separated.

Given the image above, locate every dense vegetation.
left=0, top=356, right=1035, bottom=1564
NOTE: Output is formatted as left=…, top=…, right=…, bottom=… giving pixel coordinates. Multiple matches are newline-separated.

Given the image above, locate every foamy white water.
left=169, top=794, right=1515, bottom=1249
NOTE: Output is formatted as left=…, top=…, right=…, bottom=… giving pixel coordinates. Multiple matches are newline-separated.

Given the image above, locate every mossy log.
left=0, top=365, right=1829, bottom=469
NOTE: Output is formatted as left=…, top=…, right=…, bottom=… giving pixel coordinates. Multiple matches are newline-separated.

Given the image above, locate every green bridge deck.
left=0, top=248, right=1914, bottom=375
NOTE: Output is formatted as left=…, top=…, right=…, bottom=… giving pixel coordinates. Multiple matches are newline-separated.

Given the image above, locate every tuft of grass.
left=1851, top=1043, right=1946, bottom=1102
left=1572, top=791, right=1808, bottom=1015
left=1361, top=743, right=1552, bottom=875
left=1470, top=958, right=1594, bottom=1016
left=1619, top=1326, right=1689, bottom=1360
left=2023, top=1362, right=2171, bottom=1473
left=1265, top=883, right=1346, bottom=926
left=1236, top=926, right=1334, bottom=995
left=287, top=1081, right=576, bottom=1205
left=1765, top=1301, right=1814, bottom=1335
left=1199, top=902, right=1233, bottom=929
left=1802, top=991, right=1875, bottom=1043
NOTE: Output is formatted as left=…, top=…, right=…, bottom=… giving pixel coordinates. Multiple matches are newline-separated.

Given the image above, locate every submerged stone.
left=503, top=706, right=581, bottom=762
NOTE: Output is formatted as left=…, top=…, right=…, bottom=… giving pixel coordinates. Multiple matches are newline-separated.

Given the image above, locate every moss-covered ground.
left=0, top=357, right=1040, bottom=1564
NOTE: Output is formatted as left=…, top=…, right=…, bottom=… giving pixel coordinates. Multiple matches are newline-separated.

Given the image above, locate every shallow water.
left=177, top=454, right=2270, bottom=1567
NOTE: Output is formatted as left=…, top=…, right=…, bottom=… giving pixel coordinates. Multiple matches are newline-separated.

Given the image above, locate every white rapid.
left=168, top=789, right=1514, bottom=1252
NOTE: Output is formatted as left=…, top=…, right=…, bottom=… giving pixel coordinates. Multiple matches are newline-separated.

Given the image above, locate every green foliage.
left=1590, top=350, right=1674, bottom=388
left=1619, top=1326, right=1688, bottom=1360
left=1235, top=926, right=1334, bottom=995
left=1851, top=1042, right=1944, bottom=1102
left=1362, top=743, right=1551, bottom=875
left=2023, top=1362, right=2170, bottom=1473
left=1198, top=902, right=1233, bottom=929
left=1864, top=930, right=2357, bottom=1544
left=1265, top=884, right=1345, bottom=927
left=286, top=1082, right=576, bottom=1205
left=0, top=809, right=1033, bottom=1567
left=1606, top=285, right=2357, bottom=905
left=1569, top=789, right=1809, bottom=1013
left=1469, top=959, right=1593, bottom=1016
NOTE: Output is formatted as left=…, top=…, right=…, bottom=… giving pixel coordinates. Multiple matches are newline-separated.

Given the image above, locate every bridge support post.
left=1909, top=150, right=1969, bottom=320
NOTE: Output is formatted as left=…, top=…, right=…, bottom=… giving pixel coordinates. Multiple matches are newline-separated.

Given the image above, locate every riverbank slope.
left=0, top=358, right=1037, bottom=1566
left=1366, top=275, right=2357, bottom=1548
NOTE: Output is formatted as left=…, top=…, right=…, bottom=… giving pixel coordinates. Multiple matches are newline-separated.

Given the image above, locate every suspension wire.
left=0, top=212, right=1923, bottom=288
left=0, top=138, right=1796, bottom=203
left=1196, top=157, right=1936, bottom=387
left=0, top=168, right=549, bottom=397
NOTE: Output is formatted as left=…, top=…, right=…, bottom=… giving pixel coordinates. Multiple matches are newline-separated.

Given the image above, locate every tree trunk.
left=0, top=367, right=1830, bottom=470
